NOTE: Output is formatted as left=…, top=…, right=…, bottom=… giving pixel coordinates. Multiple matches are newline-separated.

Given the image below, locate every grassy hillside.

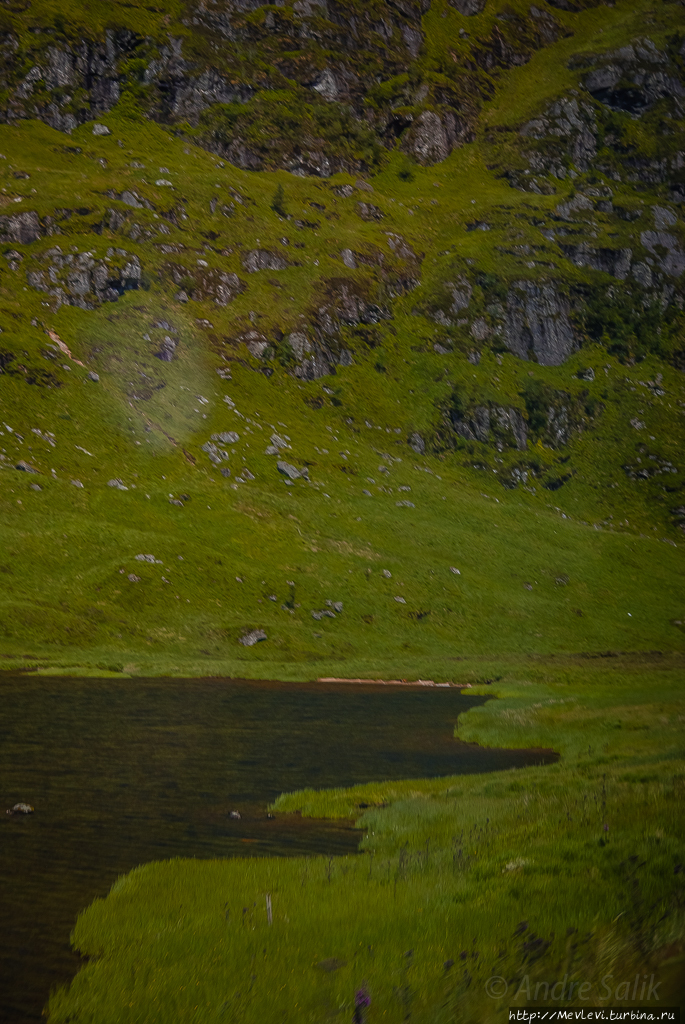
left=0, top=0, right=684, bottom=1018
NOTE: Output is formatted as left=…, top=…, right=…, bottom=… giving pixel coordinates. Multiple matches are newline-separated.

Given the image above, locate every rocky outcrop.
left=451, top=404, right=528, bottom=451
left=583, top=39, right=685, bottom=115
left=241, top=249, right=289, bottom=273
left=26, top=246, right=141, bottom=308
left=0, top=211, right=42, bottom=244
left=504, top=280, right=576, bottom=365
left=561, top=244, right=632, bottom=280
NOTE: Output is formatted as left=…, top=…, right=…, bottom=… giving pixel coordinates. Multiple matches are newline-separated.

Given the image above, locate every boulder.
left=239, top=629, right=267, bottom=646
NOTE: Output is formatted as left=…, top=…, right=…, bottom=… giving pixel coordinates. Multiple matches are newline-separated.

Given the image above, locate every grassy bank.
left=47, top=655, right=685, bottom=1022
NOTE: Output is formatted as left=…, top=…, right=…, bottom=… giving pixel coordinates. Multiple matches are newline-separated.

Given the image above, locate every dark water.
left=0, top=676, right=556, bottom=1023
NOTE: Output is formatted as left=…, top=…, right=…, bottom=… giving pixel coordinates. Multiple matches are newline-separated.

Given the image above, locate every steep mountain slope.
left=0, top=0, right=683, bottom=675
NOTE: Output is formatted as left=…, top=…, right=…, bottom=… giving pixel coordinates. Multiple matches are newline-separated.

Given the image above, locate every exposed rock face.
left=26, top=246, right=141, bottom=308
left=561, top=244, right=633, bottom=280
left=242, top=249, right=288, bottom=272
left=521, top=96, right=597, bottom=175
left=403, top=111, right=452, bottom=165
left=0, top=211, right=42, bottom=244
left=504, top=280, right=576, bottom=365
left=451, top=405, right=528, bottom=450
left=639, top=231, right=685, bottom=278
left=584, top=39, right=685, bottom=114
left=448, top=0, right=486, bottom=13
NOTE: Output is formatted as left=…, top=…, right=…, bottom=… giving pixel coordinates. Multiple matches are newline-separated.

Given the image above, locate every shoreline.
left=316, top=677, right=471, bottom=687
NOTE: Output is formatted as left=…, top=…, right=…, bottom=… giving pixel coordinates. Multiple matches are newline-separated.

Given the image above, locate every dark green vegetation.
left=0, top=0, right=684, bottom=1017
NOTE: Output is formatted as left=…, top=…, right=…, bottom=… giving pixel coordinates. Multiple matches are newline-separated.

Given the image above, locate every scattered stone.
left=92, top=123, right=111, bottom=135
left=396, top=500, right=415, bottom=508
left=630, top=418, right=645, bottom=430
left=70, top=479, right=84, bottom=488
left=212, top=431, right=239, bottom=444
left=277, top=461, right=308, bottom=480
left=312, top=610, right=323, bottom=620
left=408, top=432, right=425, bottom=455
left=156, top=179, right=173, bottom=186
left=16, top=460, right=39, bottom=473
left=229, top=810, right=241, bottom=819
left=450, top=567, right=461, bottom=575
left=220, top=467, right=231, bottom=478
left=30, top=483, right=41, bottom=491
left=87, top=371, right=99, bottom=382
left=239, top=628, right=267, bottom=646
left=524, top=582, right=533, bottom=590
left=394, top=596, right=406, bottom=604
left=382, top=569, right=392, bottom=578
left=6, top=803, right=33, bottom=815
left=333, top=601, right=343, bottom=613
left=169, top=498, right=184, bottom=506
left=240, top=469, right=255, bottom=481
left=341, top=248, right=357, bottom=269
left=128, top=574, right=141, bottom=583
left=135, top=554, right=162, bottom=564
left=265, top=445, right=279, bottom=455
left=108, top=478, right=128, bottom=490
left=577, top=367, right=595, bottom=381
left=362, top=489, right=372, bottom=496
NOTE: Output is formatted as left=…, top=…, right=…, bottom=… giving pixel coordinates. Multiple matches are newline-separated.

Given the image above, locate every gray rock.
left=341, top=248, right=357, bottom=269
left=504, top=280, right=576, bottom=365
left=450, top=277, right=472, bottom=313
left=242, top=249, right=288, bottom=273
left=87, top=370, right=100, bottom=382
left=107, top=478, right=128, bottom=490
left=333, top=601, right=343, bottom=613
left=277, top=460, right=308, bottom=480
left=239, top=468, right=255, bottom=481
left=357, top=201, right=384, bottom=221
left=396, top=500, right=415, bottom=507
left=452, top=405, right=528, bottom=451
left=239, top=628, right=267, bottom=646
left=92, top=123, right=111, bottom=135
left=394, top=596, right=406, bottom=604
left=128, top=573, right=141, bottom=583
left=201, top=441, right=229, bottom=466
left=640, top=230, right=685, bottom=278
left=409, top=432, right=425, bottom=455
left=448, top=0, right=485, bottom=12
left=312, top=67, right=339, bottom=101
left=212, top=431, right=239, bottom=444
left=470, top=317, right=491, bottom=341
left=229, top=810, right=241, bottom=819
left=265, top=445, right=279, bottom=456
left=30, top=483, right=42, bottom=491
left=653, top=206, right=677, bottom=229
left=561, top=244, right=632, bottom=280
left=0, top=211, right=42, bottom=244
left=404, top=111, right=451, bottom=166
left=70, top=479, right=84, bottom=488
left=16, top=460, right=39, bottom=473
left=382, top=570, right=392, bottom=578
left=155, top=335, right=176, bottom=361
left=577, top=367, right=595, bottom=381
left=6, top=802, right=33, bottom=815
left=135, top=554, right=162, bottom=563
left=631, top=262, right=653, bottom=288
left=312, top=611, right=323, bottom=620
left=220, top=467, right=231, bottom=478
